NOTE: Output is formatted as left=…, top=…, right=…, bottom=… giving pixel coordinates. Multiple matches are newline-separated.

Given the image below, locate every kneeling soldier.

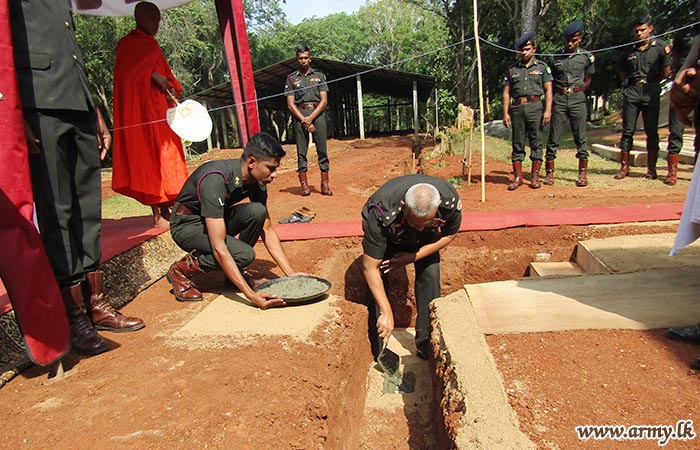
left=167, top=133, right=306, bottom=309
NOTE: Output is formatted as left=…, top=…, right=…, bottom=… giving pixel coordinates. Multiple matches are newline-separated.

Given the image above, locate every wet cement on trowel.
left=171, top=290, right=337, bottom=346
left=365, top=328, right=431, bottom=403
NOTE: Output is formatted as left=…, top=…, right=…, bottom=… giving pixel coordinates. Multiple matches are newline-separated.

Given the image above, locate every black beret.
left=515, top=32, right=536, bottom=50
left=563, top=21, right=584, bottom=38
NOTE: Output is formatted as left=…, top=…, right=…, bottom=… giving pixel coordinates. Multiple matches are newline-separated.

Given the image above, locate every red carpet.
left=275, top=202, right=684, bottom=240
left=0, top=203, right=683, bottom=314
left=100, top=216, right=168, bottom=262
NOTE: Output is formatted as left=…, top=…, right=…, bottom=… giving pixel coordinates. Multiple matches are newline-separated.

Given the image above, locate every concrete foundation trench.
left=1, top=222, right=684, bottom=449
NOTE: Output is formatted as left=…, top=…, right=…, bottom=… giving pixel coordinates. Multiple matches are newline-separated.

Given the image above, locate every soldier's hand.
left=23, top=121, right=41, bottom=155
left=247, top=291, right=286, bottom=310
left=380, top=252, right=416, bottom=274
left=542, top=110, right=552, bottom=126
left=377, top=312, right=394, bottom=341
left=671, top=67, right=700, bottom=126
left=301, top=116, right=313, bottom=127
left=503, top=113, right=511, bottom=128
left=96, top=110, right=111, bottom=160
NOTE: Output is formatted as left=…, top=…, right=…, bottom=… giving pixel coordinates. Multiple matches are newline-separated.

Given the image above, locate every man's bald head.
left=403, top=183, right=440, bottom=217
left=135, top=1, right=161, bottom=36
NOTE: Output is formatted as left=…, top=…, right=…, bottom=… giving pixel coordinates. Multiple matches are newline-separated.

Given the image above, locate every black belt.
left=512, top=95, right=541, bottom=105
left=298, top=102, right=319, bottom=110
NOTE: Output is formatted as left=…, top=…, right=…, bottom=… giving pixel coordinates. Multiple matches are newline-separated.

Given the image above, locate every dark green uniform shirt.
left=503, top=59, right=553, bottom=98
left=548, top=49, right=595, bottom=90
left=174, top=159, right=267, bottom=219
left=361, top=175, right=462, bottom=260
left=619, top=38, right=671, bottom=83
left=672, top=28, right=698, bottom=73
left=10, top=0, right=93, bottom=111
left=284, top=68, right=328, bottom=104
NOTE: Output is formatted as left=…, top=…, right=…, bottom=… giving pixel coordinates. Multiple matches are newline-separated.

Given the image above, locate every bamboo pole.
left=473, top=0, right=486, bottom=202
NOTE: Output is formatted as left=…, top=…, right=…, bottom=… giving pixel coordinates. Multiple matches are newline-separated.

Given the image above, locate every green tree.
left=74, top=15, right=133, bottom=122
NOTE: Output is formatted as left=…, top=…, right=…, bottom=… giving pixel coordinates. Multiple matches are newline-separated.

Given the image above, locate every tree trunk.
left=521, top=0, right=537, bottom=34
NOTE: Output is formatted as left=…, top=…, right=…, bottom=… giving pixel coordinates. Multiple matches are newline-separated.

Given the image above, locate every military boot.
left=87, top=271, right=145, bottom=333
left=61, top=282, right=108, bottom=355
left=167, top=252, right=206, bottom=302
left=298, top=172, right=310, bottom=196
left=576, top=159, right=588, bottom=187
left=614, top=152, right=630, bottom=179
left=543, top=160, right=555, bottom=186
left=321, top=172, right=333, bottom=196
left=665, top=154, right=679, bottom=186
left=530, top=160, right=542, bottom=189
left=507, top=162, right=524, bottom=191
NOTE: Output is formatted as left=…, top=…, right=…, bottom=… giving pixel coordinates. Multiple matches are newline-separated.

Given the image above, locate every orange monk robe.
left=112, top=29, right=188, bottom=206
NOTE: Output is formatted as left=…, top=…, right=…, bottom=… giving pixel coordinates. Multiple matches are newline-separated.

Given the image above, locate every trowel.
left=377, top=341, right=400, bottom=377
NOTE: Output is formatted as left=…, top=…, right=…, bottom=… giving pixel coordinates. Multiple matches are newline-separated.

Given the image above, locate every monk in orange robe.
left=112, top=1, right=188, bottom=228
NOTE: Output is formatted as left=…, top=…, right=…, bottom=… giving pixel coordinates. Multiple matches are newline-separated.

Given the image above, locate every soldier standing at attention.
left=664, top=2, right=700, bottom=185
left=503, top=32, right=553, bottom=190
left=545, top=21, right=595, bottom=187
left=285, top=45, right=332, bottom=197
left=615, top=16, right=671, bottom=180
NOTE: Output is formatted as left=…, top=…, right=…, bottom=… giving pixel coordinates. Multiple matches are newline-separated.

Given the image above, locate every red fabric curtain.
left=0, top=0, right=69, bottom=366
left=215, top=0, right=260, bottom=146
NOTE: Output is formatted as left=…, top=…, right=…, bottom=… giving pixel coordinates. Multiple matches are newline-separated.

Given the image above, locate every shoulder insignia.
left=234, top=176, right=241, bottom=187
left=664, top=45, right=671, bottom=54
left=546, top=66, right=551, bottom=74
left=440, top=196, right=460, bottom=210
left=589, top=54, right=595, bottom=63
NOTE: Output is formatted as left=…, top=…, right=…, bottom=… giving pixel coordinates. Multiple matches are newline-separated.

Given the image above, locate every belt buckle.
left=638, top=79, right=646, bottom=85
left=564, top=87, right=573, bottom=94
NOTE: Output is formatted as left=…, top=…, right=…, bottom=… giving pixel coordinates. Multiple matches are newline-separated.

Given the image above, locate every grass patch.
left=102, top=195, right=151, bottom=220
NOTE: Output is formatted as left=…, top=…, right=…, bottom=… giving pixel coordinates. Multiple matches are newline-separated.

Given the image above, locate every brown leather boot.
left=321, top=172, right=333, bottom=196
left=530, top=160, right=542, bottom=189
left=614, top=151, right=630, bottom=179
left=576, top=159, right=588, bottom=187
left=665, top=154, right=679, bottom=186
left=61, top=282, right=108, bottom=355
left=645, top=149, right=658, bottom=179
left=543, top=160, right=555, bottom=186
left=87, top=271, right=145, bottom=333
left=166, top=252, right=206, bottom=302
left=507, top=161, right=523, bottom=191
left=298, top=172, right=310, bottom=196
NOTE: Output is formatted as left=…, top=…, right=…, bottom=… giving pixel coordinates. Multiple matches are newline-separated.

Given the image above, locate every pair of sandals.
left=278, top=206, right=316, bottom=224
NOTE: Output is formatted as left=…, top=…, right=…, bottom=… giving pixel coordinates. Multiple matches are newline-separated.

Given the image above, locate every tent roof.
left=191, top=57, right=436, bottom=109
left=72, top=0, right=192, bottom=17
